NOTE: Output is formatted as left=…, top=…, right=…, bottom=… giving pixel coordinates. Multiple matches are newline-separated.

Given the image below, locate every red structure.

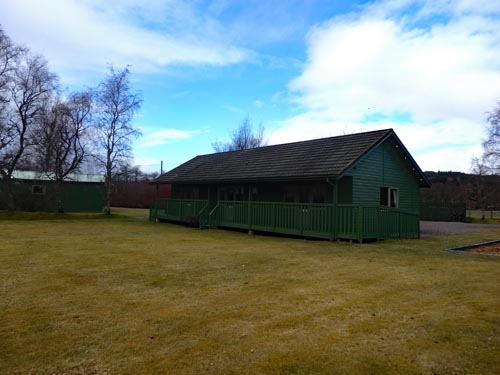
left=112, top=181, right=171, bottom=208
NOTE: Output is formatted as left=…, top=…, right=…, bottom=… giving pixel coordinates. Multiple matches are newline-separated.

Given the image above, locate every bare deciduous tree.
left=0, top=27, right=24, bottom=160
left=114, top=163, right=154, bottom=182
left=94, top=66, right=142, bottom=214
left=483, top=102, right=500, bottom=174
left=470, top=157, right=489, bottom=219
left=33, top=91, right=92, bottom=212
left=212, top=116, right=266, bottom=152
left=0, top=50, right=56, bottom=209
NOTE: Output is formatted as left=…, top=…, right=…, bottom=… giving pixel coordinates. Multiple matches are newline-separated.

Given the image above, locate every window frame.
left=380, top=186, right=399, bottom=208
left=32, top=184, right=46, bottom=195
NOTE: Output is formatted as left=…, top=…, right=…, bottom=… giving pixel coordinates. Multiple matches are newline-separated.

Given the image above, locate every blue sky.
left=1, top=0, right=500, bottom=173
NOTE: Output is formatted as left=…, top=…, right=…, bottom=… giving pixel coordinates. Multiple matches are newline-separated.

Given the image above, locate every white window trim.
left=388, top=187, right=399, bottom=208
left=381, top=186, right=399, bottom=208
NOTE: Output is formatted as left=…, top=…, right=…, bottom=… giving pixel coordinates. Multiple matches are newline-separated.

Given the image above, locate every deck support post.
left=326, top=177, right=337, bottom=240
left=247, top=185, right=252, bottom=230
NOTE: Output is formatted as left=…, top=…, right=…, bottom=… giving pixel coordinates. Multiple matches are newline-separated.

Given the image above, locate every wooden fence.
left=421, top=203, right=466, bottom=222
left=150, top=199, right=420, bottom=242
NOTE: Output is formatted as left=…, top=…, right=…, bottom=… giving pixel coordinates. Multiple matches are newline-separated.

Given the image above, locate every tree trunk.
left=55, top=179, right=64, bottom=213
left=5, top=177, right=15, bottom=211
left=104, top=171, right=112, bottom=215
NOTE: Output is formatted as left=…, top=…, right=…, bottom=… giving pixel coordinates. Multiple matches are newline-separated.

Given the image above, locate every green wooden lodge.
left=0, top=171, right=105, bottom=212
left=151, top=129, right=431, bottom=242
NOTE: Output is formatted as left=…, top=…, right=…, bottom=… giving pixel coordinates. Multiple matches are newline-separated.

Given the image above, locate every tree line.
left=421, top=171, right=500, bottom=210
left=0, top=26, right=142, bottom=213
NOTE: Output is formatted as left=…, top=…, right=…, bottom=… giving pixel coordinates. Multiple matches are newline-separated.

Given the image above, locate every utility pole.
left=156, top=160, right=164, bottom=198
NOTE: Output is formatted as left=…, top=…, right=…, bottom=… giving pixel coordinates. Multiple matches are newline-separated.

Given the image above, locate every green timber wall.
left=0, top=180, right=105, bottom=212
left=346, top=138, right=420, bottom=213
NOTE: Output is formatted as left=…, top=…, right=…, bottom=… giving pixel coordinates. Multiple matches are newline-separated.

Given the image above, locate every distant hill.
left=421, top=171, right=500, bottom=209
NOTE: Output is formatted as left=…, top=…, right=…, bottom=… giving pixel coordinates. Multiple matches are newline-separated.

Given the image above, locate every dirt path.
left=421, top=221, right=500, bottom=237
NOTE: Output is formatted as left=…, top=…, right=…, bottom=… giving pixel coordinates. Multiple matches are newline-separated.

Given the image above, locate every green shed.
left=151, top=129, right=431, bottom=241
left=0, top=171, right=105, bottom=212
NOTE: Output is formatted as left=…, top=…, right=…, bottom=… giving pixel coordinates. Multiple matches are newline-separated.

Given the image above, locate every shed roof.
left=11, top=170, right=104, bottom=183
left=155, top=128, right=430, bottom=187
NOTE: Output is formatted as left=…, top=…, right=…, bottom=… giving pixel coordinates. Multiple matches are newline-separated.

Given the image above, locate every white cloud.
left=276, top=0, right=500, bottom=171
left=268, top=114, right=482, bottom=172
left=132, top=156, right=162, bottom=173
left=222, top=105, right=245, bottom=114
left=254, top=99, right=264, bottom=108
left=141, top=128, right=206, bottom=147
left=415, top=144, right=482, bottom=172
left=0, top=0, right=251, bottom=83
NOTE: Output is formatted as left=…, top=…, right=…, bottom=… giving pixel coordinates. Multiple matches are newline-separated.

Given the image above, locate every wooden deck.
left=150, top=198, right=420, bottom=242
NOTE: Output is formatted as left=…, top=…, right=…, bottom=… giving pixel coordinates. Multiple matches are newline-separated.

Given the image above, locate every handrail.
left=151, top=198, right=420, bottom=240
left=203, top=203, right=219, bottom=229
left=198, top=201, right=210, bottom=217
left=338, top=203, right=418, bottom=216
left=155, top=198, right=208, bottom=203
left=209, top=203, right=219, bottom=216
left=197, top=201, right=211, bottom=228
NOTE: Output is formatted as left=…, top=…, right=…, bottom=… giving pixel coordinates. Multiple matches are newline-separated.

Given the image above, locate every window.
left=338, top=176, right=353, bottom=204
left=283, top=183, right=326, bottom=204
left=32, top=185, right=46, bottom=195
left=380, top=187, right=398, bottom=208
left=220, top=185, right=246, bottom=201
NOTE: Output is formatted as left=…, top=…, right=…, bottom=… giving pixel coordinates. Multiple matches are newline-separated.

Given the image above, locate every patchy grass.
left=0, top=210, right=105, bottom=221
left=1, top=214, right=499, bottom=375
left=111, top=207, right=150, bottom=220
left=0, top=207, right=148, bottom=221
left=467, top=209, right=500, bottom=224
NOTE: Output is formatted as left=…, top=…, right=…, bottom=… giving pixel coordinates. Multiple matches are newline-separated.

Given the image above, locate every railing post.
left=333, top=205, right=337, bottom=240
left=273, top=203, right=277, bottom=232
left=358, top=206, right=363, bottom=243
left=377, top=207, right=380, bottom=240
left=398, top=210, right=402, bottom=239
left=247, top=188, right=252, bottom=230
left=149, top=201, right=154, bottom=221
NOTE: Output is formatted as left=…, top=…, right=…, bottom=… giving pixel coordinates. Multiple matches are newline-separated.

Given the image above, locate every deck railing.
left=150, top=199, right=420, bottom=241
left=151, top=198, right=209, bottom=225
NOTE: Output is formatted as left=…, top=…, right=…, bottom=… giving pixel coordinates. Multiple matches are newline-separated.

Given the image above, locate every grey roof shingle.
left=155, top=129, right=429, bottom=186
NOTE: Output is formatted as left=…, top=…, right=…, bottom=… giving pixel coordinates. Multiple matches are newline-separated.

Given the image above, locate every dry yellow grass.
left=1, top=211, right=499, bottom=374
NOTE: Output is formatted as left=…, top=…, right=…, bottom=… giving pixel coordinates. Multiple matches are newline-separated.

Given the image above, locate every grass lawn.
left=467, top=209, right=500, bottom=224
left=1, top=210, right=499, bottom=375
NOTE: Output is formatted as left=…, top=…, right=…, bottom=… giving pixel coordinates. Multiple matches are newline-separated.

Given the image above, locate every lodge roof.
left=155, top=128, right=430, bottom=186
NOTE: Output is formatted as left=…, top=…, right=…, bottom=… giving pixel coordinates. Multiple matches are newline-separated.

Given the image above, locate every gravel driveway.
left=420, top=221, right=500, bottom=237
